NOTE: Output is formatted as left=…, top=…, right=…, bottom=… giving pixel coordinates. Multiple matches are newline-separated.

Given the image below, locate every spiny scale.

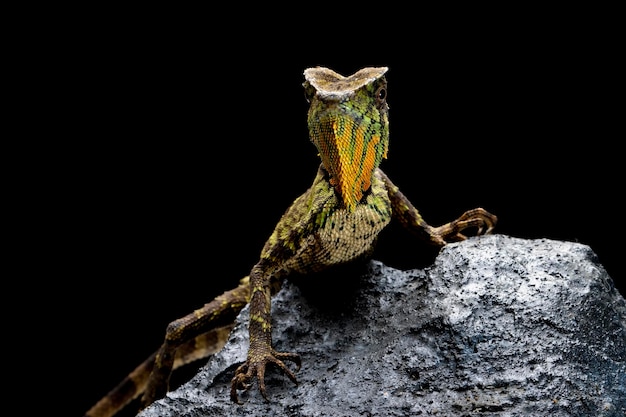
left=303, top=67, right=388, bottom=98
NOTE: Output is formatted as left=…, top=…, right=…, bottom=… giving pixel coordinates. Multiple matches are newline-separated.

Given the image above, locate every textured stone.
left=139, top=235, right=626, bottom=417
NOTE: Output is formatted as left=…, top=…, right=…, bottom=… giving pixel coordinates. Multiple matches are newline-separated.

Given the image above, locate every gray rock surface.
left=139, top=235, right=626, bottom=416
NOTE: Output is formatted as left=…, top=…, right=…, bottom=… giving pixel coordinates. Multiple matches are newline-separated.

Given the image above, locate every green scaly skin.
left=84, top=67, right=497, bottom=417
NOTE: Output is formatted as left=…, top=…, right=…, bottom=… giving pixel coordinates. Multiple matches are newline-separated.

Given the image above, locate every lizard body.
left=85, top=66, right=497, bottom=417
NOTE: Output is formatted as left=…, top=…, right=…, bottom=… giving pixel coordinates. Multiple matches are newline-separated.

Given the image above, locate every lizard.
left=85, top=66, right=497, bottom=417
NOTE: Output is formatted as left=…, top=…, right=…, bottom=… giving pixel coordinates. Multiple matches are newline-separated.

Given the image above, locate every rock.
left=139, top=235, right=626, bottom=417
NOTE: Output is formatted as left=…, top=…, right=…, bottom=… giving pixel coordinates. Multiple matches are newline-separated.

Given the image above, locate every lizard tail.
left=84, top=325, right=234, bottom=417
left=84, top=350, right=156, bottom=417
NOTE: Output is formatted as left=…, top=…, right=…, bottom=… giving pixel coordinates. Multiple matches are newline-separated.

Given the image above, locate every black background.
left=41, top=18, right=621, bottom=417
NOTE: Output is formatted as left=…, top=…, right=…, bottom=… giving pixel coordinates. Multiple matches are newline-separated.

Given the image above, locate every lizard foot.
left=230, top=349, right=301, bottom=404
left=434, top=207, right=498, bottom=243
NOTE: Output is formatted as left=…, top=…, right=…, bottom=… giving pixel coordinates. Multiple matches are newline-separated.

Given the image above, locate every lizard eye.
left=376, top=85, right=387, bottom=105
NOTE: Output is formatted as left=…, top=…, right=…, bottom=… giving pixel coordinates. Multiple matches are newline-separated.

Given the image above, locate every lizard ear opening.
left=303, top=81, right=316, bottom=104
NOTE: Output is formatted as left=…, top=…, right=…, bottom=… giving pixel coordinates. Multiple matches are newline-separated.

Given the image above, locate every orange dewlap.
left=327, top=118, right=382, bottom=212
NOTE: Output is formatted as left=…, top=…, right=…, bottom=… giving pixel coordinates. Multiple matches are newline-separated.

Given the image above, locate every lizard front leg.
left=379, top=170, right=497, bottom=245
left=230, top=263, right=301, bottom=404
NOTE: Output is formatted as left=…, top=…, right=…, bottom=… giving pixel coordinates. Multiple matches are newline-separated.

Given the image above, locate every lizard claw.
left=433, top=208, right=498, bottom=243
left=230, top=350, right=301, bottom=404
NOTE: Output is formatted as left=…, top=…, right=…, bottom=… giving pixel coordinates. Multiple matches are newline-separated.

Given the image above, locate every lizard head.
left=303, top=66, right=389, bottom=212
